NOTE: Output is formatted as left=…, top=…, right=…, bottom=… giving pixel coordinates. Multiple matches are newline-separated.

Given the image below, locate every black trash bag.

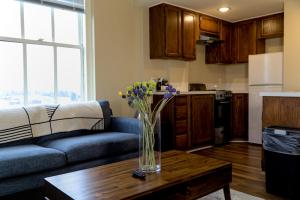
left=263, top=127, right=300, bottom=155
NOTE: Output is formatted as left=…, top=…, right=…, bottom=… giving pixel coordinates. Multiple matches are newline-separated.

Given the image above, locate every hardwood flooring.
left=2, top=143, right=287, bottom=200
left=194, top=142, right=287, bottom=200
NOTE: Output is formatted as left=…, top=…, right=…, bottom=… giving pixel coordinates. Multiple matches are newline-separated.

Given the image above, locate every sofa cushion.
left=39, top=132, right=139, bottom=164
left=0, top=145, right=66, bottom=180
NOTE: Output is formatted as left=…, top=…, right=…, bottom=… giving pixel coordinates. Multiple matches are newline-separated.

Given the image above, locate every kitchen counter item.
left=260, top=91, right=300, bottom=97
left=189, top=83, right=206, bottom=91
left=154, top=91, right=217, bottom=95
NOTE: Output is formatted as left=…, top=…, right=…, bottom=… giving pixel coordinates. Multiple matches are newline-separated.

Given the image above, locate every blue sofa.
left=0, top=100, right=140, bottom=197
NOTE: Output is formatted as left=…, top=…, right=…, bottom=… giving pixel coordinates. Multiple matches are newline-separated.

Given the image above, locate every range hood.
left=196, top=34, right=223, bottom=45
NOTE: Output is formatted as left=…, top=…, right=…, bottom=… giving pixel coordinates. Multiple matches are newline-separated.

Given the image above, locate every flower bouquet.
left=119, top=80, right=176, bottom=173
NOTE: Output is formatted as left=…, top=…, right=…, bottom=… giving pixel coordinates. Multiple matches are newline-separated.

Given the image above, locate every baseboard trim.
left=229, top=140, right=248, bottom=143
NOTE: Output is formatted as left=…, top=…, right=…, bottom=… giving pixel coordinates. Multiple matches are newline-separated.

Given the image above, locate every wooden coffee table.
left=44, top=151, right=232, bottom=200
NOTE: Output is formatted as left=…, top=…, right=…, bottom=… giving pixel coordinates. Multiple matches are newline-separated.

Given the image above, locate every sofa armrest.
left=111, top=117, right=140, bottom=135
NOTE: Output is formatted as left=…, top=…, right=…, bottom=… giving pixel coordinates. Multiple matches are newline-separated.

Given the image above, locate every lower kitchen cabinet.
left=153, top=94, right=215, bottom=150
left=153, top=95, right=189, bottom=150
left=191, top=95, right=215, bottom=146
left=231, top=93, right=248, bottom=140
left=152, top=95, right=175, bottom=151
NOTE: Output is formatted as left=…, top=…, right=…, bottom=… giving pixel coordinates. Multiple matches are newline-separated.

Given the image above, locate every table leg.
left=223, top=184, right=231, bottom=200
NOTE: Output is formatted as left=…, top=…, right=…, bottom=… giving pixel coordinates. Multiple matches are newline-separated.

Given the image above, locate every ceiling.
left=139, top=0, right=284, bottom=22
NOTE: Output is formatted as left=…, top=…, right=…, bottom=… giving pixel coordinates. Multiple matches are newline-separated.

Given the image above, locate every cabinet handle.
left=219, top=101, right=231, bottom=104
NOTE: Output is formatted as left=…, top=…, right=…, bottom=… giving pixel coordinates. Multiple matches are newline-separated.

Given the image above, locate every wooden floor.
left=194, top=142, right=287, bottom=200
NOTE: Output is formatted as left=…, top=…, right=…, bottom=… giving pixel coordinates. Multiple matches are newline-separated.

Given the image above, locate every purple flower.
left=164, top=92, right=173, bottom=99
left=133, top=88, right=139, bottom=95
left=139, top=93, right=144, bottom=98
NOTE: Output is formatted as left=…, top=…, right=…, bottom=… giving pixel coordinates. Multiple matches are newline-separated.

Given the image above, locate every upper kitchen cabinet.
left=233, top=20, right=265, bottom=63
left=258, top=13, right=284, bottom=39
left=199, top=15, right=220, bottom=35
left=205, top=20, right=233, bottom=64
left=150, top=4, right=197, bottom=60
left=150, top=4, right=182, bottom=59
left=182, top=11, right=197, bottom=60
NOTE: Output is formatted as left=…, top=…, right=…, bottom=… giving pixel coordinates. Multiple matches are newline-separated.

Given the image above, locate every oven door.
left=214, top=99, right=232, bottom=145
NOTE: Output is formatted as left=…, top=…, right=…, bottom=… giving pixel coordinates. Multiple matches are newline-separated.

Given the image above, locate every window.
left=0, top=0, right=85, bottom=108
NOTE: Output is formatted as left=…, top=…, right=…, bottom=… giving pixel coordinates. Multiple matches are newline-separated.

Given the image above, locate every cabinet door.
left=205, top=44, right=219, bottom=64
left=219, top=21, right=232, bottom=63
left=260, top=14, right=284, bottom=38
left=174, top=96, right=189, bottom=149
left=199, top=15, right=219, bottom=34
left=191, top=95, right=214, bottom=146
left=205, top=21, right=233, bottom=64
left=182, top=11, right=196, bottom=60
left=152, top=95, right=175, bottom=151
left=231, top=94, right=248, bottom=139
left=234, top=21, right=257, bottom=63
left=165, top=5, right=182, bottom=57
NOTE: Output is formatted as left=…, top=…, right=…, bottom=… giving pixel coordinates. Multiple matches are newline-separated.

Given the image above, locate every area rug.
left=198, top=189, right=265, bottom=200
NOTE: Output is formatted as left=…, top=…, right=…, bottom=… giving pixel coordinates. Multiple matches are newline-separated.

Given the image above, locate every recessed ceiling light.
left=218, top=7, right=230, bottom=13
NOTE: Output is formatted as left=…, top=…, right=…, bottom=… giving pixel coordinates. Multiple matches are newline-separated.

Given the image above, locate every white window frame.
left=0, top=0, right=86, bottom=105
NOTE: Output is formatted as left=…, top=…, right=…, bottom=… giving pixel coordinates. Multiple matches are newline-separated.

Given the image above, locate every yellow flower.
left=126, top=85, right=133, bottom=92
left=118, top=91, right=123, bottom=96
left=149, top=80, right=156, bottom=88
left=134, top=82, right=141, bottom=87
left=142, top=81, right=147, bottom=87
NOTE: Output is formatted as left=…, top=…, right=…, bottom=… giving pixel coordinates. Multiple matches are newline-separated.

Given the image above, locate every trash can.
left=263, top=127, right=300, bottom=199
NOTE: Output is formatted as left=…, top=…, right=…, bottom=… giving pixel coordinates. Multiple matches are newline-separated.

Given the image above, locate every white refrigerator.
left=248, top=52, right=283, bottom=144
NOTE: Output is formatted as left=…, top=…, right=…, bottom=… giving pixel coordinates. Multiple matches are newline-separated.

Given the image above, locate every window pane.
left=54, top=9, right=80, bottom=44
left=57, top=47, right=81, bottom=103
left=27, top=45, right=54, bottom=105
left=0, top=41, right=23, bottom=108
left=24, top=3, right=52, bottom=41
left=0, top=0, right=21, bottom=38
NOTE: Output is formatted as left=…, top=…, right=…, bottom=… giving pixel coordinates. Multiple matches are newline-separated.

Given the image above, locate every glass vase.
left=138, top=112, right=161, bottom=173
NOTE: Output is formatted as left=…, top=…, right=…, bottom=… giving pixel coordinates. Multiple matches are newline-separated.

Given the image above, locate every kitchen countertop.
left=154, top=90, right=248, bottom=95
left=154, top=91, right=217, bottom=95
left=260, top=91, right=300, bottom=97
left=231, top=90, right=248, bottom=94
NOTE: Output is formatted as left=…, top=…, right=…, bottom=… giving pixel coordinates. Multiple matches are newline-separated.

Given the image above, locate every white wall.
left=91, top=1, right=284, bottom=116
left=93, top=0, right=140, bottom=116
left=283, top=0, right=300, bottom=91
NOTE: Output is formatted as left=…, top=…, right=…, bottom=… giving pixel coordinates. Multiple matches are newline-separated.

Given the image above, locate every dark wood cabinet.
left=231, top=93, right=248, bottom=140
left=220, top=21, right=233, bottom=63
left=150, top=4, right=198, bottom=60
left=182, top=11, right=197, bottom=60
left=149, top=3, right=281, bottom=64
left=153, top=94, right=215, bottom=150
left=206, top=19, right=266, bottom=64
left=200, top=15, right=220, bottom=35
left=152, top=95, right=189, bottom=150
left=152, top=95, right=175, bottom=151
left=174, top=96, right=189, bottom=149
left=258, top=13, right=284, bottom=39
left=191, top=95, right=215, bottom=146
left=150, top=4, right=182, bottom=59
left=165, top=5, right=182, bottom=57
left=233, top=20, right=265, bottom=63
left=205, top=21, right=233, bottom=64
